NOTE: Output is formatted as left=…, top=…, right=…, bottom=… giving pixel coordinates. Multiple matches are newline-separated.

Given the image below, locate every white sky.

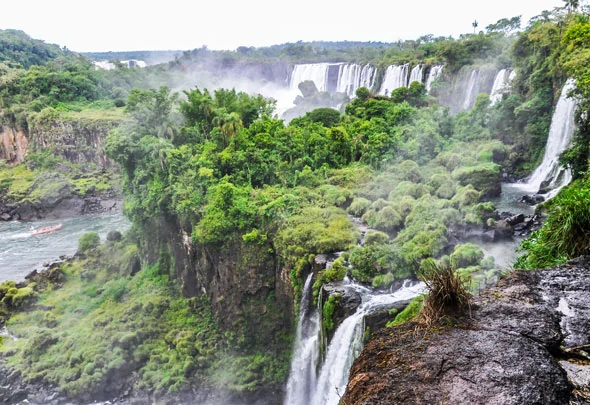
left=2, top=0, right=568, bottom=52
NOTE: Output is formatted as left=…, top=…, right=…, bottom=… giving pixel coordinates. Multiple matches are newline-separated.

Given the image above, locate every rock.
left=506, top=213, right=525, bottom=226
left=342, top=256, right=590, bottom=405
left=520, top=194, right=545, bottom=205
left=107, top=230, right=123, bottom=242
left=0, top=213, right=11, bottom=221
left=493, top=219, right=513, bottom=240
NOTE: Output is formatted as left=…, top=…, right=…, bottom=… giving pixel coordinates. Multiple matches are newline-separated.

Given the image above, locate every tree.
left=563, top=0, right=580, bottom=12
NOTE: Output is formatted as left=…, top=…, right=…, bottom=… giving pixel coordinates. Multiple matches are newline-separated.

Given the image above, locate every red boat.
left=31, top=224, right=62, bottom=236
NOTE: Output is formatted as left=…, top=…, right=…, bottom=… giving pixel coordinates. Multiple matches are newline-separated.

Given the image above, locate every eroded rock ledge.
left=342, top=256, right=590, bottom=405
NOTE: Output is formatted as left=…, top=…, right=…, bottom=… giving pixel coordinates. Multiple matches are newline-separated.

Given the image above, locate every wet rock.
left=342, top=256, right=590, bottom=405
left=493, top=219, right=513, bottom=240
left=520, top=194, right=545, bottom=205
left=506, top=213, right=525, bottom=226
left=0, top=213, right=11, bottom=221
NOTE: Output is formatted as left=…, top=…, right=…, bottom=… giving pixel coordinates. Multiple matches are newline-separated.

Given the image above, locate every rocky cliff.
left=0, top=125, right=28, bottom=164
left=1, top=112, right=121, bottom=167
left=342, top=256, right=590, bottom=404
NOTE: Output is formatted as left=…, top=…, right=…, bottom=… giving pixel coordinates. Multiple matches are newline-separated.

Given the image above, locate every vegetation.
left=416, top=259, right=471, bottom=326
left=1, top=4, right=590, bottom=401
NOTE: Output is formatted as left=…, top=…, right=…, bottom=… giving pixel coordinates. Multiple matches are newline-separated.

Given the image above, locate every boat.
left=31, top=224, right=62, bottom=236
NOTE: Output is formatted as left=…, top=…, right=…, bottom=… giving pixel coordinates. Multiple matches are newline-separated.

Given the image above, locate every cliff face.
left=342, top=256, right=590, bottom=404
left=139, top=216, right=295, bottom=355
left=0, top=125, right=28, bottom=164
left=0, top=116, right=120, bottom=167
left=29, top=118, right=119, bottom=167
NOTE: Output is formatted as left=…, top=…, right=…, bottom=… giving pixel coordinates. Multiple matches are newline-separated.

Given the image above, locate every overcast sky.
left=2, top=0, right=569, bottom=52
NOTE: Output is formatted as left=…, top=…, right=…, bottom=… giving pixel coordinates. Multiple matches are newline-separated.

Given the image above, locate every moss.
left=322, top=294, right=339, bottom=332
left=387, top=295, right=425, bottom=326
left=452, top=163, right=501, bottom=198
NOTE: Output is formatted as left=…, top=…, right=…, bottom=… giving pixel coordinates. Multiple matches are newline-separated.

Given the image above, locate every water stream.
left=0, top=211, right=130, bottom=283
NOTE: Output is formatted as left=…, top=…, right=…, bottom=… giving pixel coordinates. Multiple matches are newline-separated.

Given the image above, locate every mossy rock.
left=452, top=163, right=501, bottom=198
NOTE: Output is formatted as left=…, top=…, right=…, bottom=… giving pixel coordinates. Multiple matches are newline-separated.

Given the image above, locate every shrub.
left=78, top=232, right=100, bottom=253
left=417, top=258, right=471, bottom=326
left=516, top=181, right=590, bottom=269
left=347, top=197, right=371, bottom=216
left=364, top=230, right=389, bottom=245
left=450, top=243, right=484, bottom=269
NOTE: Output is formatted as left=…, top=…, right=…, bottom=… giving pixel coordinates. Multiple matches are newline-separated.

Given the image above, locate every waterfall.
left=284, top=273, right=321, bottom=405
left=489, top=69, right=515, bottom=105
left=425, top=65, right=444, bottom=93
left=336, top=64, right=377, bottom=97
left=307, top=281, right=425, bottom=405
left=379, top=64, right=410, bottom=96
left=462, top=69, right=481, bottom=110
left=518, top=79, right=577, bottom=197
left=290, top=63, right=333, bottom=92
left=408, top=64, right=424, bottom=85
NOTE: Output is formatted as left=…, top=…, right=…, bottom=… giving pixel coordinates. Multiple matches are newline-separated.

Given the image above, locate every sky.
left=2, top=0, right=570, bottom=52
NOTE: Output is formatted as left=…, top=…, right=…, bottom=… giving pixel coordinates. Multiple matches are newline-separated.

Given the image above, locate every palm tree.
left=563, top=0, right=579, bottom=12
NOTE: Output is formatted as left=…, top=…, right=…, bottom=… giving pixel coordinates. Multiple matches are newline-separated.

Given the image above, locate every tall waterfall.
left=284, top=273, right=321, bottom=405
left=408, top=64, right=424, bottom=85
left=285, top=279, right=424, bottom=405
left=489, top=69, right=515, bottom=105
left=336, top=64, right=377, bottom=97
left=425, top=65, right=444, bottom=93
left=290, top=63, right=333, bottom=92
left=379, top=64, right=410, bottom=95
left=518, top=79, right=577, bottom=197
left=290, top=63, right=376, bottom=96
left=462, top=69, right=481, bottom=110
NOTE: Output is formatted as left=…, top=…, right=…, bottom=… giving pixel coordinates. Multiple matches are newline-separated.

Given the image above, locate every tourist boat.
left=30, top=224, right=62, bottom=236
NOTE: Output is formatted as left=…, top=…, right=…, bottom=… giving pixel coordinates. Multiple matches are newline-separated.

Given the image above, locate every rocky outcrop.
left=0, top=125, right=28, bottom=164
left=29, top=118, right=118, bottom=168
left=342, top=256, right=590, bottom=404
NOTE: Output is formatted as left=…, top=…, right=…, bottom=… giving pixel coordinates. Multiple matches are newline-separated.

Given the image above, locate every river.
left=0, top=211, right=130, bottom=283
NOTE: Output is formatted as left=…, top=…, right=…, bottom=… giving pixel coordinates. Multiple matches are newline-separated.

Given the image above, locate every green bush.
left=516, top=180, right=590, bottom=269
left=347, top=197, right=372, bottom=216
left=450, top=243, right=484, bottom=269
left=78, top=232, right=100, bottom=253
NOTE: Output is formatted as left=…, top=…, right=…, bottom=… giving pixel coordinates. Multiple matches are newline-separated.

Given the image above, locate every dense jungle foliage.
left=1, top=3, right=590, bottom=400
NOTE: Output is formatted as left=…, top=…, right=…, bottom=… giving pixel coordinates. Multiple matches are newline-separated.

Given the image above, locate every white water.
left=290, top=63, right=334, bottom=92
left=516, top=79, right=577, bottom=197
left=462, top=69, right=481, bottom=110
left=425, top=65, right=444, bottom=93
left=489, top=69, right=514, bottom=105
left=284, top=273, right=321, bottom=405
left=408, top=64, right=424, bottom=85
left=379, top=64, right=410, bottom=95
left=336, top=64, right=377, bottom=97
left=285, top=280, right=424, bottom=405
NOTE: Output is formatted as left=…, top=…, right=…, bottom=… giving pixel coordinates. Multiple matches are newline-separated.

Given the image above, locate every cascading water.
left=336, top=64, right=377, bottom=97
left=284, top=273, right=321, bottom=405
left=489, top=69, right=515, bottom=105
left=462, top=69, right=481, bottom=110
left=285, top=278, right=424, bottom=405
left=290, top=63, right=333, bottom=92
left=517, top=79, right=577, bottom=197
left=425, top=65, right=444, bottom=93
left=379, top=64, right=410, bottom=96
left=408, top=64, right=424, bottom=85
